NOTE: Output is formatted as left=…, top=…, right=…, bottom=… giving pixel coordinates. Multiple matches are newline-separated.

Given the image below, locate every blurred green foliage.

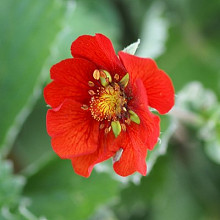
left=0, top=0, right=220, bottom=219
left=0, top=159, right=25, bottom=211
left=0, top=0, right=66, bottom=155
left=24, top=159, right=119, bottom=220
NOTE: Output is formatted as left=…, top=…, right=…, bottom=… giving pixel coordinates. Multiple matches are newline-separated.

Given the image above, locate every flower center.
left=90, top=84, right=126, bottom=121
left=81, top=69, right=140, bottom=138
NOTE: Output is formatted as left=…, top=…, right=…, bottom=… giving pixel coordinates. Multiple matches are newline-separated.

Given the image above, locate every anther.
left=125, top=118, right=131, bottom=125
left=93, top=69, right=100, bottom=80
left=121, top=123, right=126, bottom=131
left=100, top=70, right=106, bottom=78
left=114, top=83, right=120, bottom=91
left=88, top=90, right=95, bottom=96
left=81, top=104, right=89, bottom=110
left=123, top=107, right=127, bottom=112
left=88, top=81, right=95, bottom=87
left=104, top=127, right=111, bottom=134
left=99, top=124, right=105, bottom=129
left=114, top=74, right=119, bottom=81
left=100, top=70, right=112, bottom=87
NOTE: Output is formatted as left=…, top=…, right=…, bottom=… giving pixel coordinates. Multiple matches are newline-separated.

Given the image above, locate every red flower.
left=44, top=34, right=174, bottom=177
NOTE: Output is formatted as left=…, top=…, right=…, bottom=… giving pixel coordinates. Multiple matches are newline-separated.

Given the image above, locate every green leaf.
left=205, top=140, right=220, bottom=165
left=113, top=142, right=220, bottom=220
left=156, top=11, right=220, bottom=97
left=174, top=82, right=220, bottom=164
left=175, top=82, right=218, bottom=115
left=0, top=0, right=67, bottom=155
left=137, top=2, right=169, bottom=58
left=123, top=39, right=140, bottom=55
left=0, top=159, right=25, bottom=211
left=10, top=98, right=53, bottom=172
left=65, top=0, right=121, bottom=51
left=23, top=158, right=119, bottom=220
left=147, top=115, right=177, bottom=174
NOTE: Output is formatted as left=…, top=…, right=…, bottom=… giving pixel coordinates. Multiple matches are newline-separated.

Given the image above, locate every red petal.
left=119, top=51, right=175, bottom=114
left=128, top=79, right=160, bottom=151
left=44, top=58, right=96, bottom=108
left=113, top=79, right=160, bottom=176
left=113, top=141, right=147, bottom=176
left=71, top=34, right=126, bottom=76
left=71, top=129, right=115, bottom=177
left=72, top=130, right=115, bottom=177
left=46, top=99, right=99, bottom=158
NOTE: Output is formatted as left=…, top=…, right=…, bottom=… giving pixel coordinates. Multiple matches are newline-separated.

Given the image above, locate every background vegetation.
left=0, top=0, right=220, bottom=219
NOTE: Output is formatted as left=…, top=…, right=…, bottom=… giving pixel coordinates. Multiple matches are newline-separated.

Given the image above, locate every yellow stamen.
left=93, top=69, right=100, bottom=80
left=125, top=118, right=131, bottom=125
left=114, top=74, right=119, bottom=81
left=88, top=81, right=95, bottom=87
left=121, top=123, right=126, bottom=131
left=88, top=90, right=95, bottom=96
left=99, top=124, right=105, bottom=129
left=104, top=128, right=109, bottom=134
left=104, top=126, right=111, bottom=134
left=90, top=84, right=126, bottom=121
left=114, top=83, right=120, bottom=91
left=81, top=104, right=89, bottom=110
left=100, top=70, right=106, bottom=78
